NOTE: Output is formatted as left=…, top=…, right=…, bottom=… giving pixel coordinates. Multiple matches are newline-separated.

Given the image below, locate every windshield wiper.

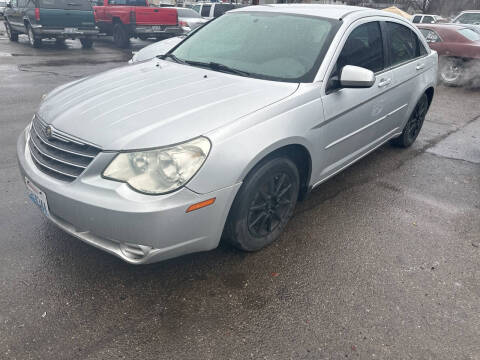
left=184, top=60, right=252, bottom=77
left=156, top=54, right=186, bottom=64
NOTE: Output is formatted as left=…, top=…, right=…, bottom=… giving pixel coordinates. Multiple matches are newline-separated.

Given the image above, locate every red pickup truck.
left=93, top=0, right=182, bottom=47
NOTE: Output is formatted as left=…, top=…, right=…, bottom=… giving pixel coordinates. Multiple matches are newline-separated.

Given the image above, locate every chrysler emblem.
left=45, top=126, right=53, bottom=139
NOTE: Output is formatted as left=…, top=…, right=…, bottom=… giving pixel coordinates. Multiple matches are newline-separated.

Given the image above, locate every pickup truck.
left=4, top=0, right=98, bottom=48
left=93, top=0, right=182, bottom=47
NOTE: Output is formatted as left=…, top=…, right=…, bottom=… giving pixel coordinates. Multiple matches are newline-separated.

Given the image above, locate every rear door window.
left=200, top=4, right=210, bottom=17
left=387, top=22, right=422, bottom=66
left=39, top=0, right=92, bottom=10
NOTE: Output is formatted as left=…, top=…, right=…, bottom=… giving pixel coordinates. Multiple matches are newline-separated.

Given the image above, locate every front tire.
left=113, top=23, right=129, bottom=48
left=27, top=24, right=42, bottom=48
left=391, top=93, right=429, bottom=148
left=5, top=21, right=18, bottom=41
left=225, top=157, right=300, bottom=252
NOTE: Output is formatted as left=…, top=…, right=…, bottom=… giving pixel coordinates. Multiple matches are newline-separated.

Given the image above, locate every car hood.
left=37, top=60, right=299, bottom=150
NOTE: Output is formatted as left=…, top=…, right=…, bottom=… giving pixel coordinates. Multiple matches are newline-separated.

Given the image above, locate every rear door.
left=318, top=20, right=397, bottom=180
left=383, top=21, right=430, bottom=130
left=38, top=0, right=95, bottom=28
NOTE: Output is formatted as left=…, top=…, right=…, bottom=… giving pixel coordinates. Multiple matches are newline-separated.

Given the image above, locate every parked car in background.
left=129, top=34, right=184, bottom=63
left=4, top=0, right=98, bottom=48
left=93, top=0, right=182, bottom=47
left=17, top=5, right=437, bottom=264
left=0, top=1, right=8, bottom=17
left=192, top=2, right=237, bottom=19
left=417, top=24, right=480, bottom=86
left=174, top=6, right=207, bottom=33
left=453, top=10, right=480, bottom=26
left=412, top=14, right=445, bottom=24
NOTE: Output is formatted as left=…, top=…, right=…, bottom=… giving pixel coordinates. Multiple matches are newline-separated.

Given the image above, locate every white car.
left=412, top=14, right=445, bottom=24
left=129, top=35, right=184, bottom=63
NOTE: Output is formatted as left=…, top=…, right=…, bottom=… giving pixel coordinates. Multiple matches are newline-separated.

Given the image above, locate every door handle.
left=416, top=63, right=425, bottom=71
left=378, top=78, right=391, bottom=88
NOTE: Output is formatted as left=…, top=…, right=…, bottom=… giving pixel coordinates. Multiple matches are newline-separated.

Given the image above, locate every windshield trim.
left=167, top=11, right=341, bottom=83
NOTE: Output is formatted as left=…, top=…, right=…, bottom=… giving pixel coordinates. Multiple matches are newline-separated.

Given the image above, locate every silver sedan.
left=17, top=4, right=438, bottom=264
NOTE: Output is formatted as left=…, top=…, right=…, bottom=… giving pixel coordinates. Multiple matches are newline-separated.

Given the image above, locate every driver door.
left=316, top=20, right=397, bottom=181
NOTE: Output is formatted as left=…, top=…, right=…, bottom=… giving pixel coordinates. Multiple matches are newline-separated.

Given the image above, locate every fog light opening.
left=120, top=243, right=152, bottom=260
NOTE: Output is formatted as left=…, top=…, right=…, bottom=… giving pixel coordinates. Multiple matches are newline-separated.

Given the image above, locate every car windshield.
left=170, top=12, right=339, bottom=83
left=457, top=13, right=480, bottom=24
left=177, top=8, right=201, bottom=18
left=458, top=28, right=480, bottom=41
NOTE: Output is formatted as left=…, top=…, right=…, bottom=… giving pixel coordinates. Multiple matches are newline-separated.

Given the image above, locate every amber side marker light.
left=186, top=198, right=216, bottom=213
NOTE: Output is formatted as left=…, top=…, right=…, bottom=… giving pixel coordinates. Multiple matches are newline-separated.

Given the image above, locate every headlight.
left=103, top=137, right=211, bottom=195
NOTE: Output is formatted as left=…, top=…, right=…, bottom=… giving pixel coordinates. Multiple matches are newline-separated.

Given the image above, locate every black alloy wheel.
left=391, top=93, right=429, bottom=148
left=225, top=156, right=299, bottom=252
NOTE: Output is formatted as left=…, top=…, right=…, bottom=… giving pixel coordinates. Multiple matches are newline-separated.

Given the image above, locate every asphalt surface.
left=1, top=24, right=479, bottom=360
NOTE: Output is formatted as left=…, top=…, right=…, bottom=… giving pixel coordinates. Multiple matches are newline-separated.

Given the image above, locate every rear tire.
left=224, top=157, right=300, bottom=252
left=5, top=21, right=18, bottom=41
left=391, top=94, right=429, bottom=148
left=80, top=38, right=93, bottom=48
left=113, top=23, right=129, bottom=48
left=27, top=24, right=42, bottom=48
left=138, top=35, right=149, bottom=41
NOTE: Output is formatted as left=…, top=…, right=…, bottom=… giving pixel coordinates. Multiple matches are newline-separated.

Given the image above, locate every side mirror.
left=340, top=65, right=376, bottom=89
left=7, top=2, right=12, bottom=7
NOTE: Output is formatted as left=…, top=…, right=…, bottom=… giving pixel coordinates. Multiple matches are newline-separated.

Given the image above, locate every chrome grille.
left=28, top=115, right=101, bottom=182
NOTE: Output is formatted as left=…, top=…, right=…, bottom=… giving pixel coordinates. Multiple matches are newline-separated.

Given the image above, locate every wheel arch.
left=425, top=86, right=434, bottom=109
left=237, top=140, right=313, bottom=201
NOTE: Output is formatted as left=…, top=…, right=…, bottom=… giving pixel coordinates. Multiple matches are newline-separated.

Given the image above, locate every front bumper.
left=17, top=127, right=240, bottom=264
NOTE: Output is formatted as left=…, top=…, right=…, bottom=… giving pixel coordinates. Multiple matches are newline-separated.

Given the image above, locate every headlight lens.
left=103, top=137, right=210, bottom=195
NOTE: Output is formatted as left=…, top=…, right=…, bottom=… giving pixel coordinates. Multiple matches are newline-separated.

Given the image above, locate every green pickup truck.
left=4, top=0, right=99, bottom=48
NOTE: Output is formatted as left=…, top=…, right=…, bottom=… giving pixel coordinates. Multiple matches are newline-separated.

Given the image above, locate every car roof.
left=231, top=4, right=401, bottom=21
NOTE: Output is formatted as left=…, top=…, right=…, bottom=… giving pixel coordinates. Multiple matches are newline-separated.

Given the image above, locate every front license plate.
left=25, top=177, right=50, bottom=218
left=64, top=27, right=78, bottom=33
left=151, top=26, right=164, bottom=32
